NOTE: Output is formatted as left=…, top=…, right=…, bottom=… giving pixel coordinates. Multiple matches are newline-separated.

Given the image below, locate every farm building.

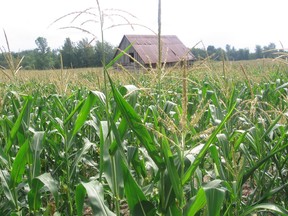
left=114, top=35, right=195, bottom=69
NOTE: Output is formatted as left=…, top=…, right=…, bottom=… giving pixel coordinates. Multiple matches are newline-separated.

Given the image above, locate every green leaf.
left=119, top=85, right=139, bottom=107
left=70, top=138, right=94, bottom=180
left=260, top=114, right=282, bottom=140
left=241, top=203, right=288, bottom=216
left=28, top=179, right=42, bottom=211
left=242, top=142, right=288, bottom=184
left=0, top=146, right=9, bottom=167
left=108, top=115, right=126, bottom=156
left=105, top=44, right=132, bottom=69
left=91, top=90, right=106, bottom=106
left=49, top=94, right=69, bottom=116
left=64, top=99, right=85, bottom=125
left=0, top=170, right=16, bottom=208
left=184, top=188, right=206, bottom=216
left=75, top=184, right=86, bottom=216
left=77, top=181, right=115, bottom=216
left=182, top=102, right=236, bottom=185
left=28, top=173, right=58, bottom=211
left=132, top=200, right=157, bottom=216
left=275, top=82, right=288, bottom=90
left=106, top=71, right=164, bottom=169
left=71, top=91, right=97, bottom=137
left=30, top=131, right=45, bottom=178
left=163, top=101, right=177, bottom=114
left=11, top=139, right=29, bottom=186
left=205, top=187, right=225, bottom=216
left=127, top=146, right=147, bottom=178
left=99, top=120, right=124, bottom=197
left=209, top=144, right=226, bottom=179
left=36, top=173, right=58, bottom=206
left=99, top=121, right=108, bottom=179
left=121, top=159, right=156, bottom=216
left=5, top=97, right=32, bottom=153
left=254, top=182, right=288, bottom=205
left=161, top=129, right=183, bottom=206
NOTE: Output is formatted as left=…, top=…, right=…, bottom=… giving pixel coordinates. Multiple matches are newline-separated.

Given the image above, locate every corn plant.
left=0, top=30, right=24, bottom=81
left=1, top=0, right=288, bottom=215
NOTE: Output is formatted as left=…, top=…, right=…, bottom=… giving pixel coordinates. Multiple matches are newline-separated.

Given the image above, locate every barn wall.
left=116, top=37, right=144, bottom=68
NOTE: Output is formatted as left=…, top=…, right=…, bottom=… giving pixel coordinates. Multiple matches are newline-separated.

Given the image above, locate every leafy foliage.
left=0, top=58, right=287, bottom=215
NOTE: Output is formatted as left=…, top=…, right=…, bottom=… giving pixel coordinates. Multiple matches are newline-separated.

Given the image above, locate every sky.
left=1, top=0, right=288, bottom=52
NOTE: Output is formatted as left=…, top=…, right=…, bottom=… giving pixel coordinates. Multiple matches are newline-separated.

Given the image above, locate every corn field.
left=0, top=58, right=287, bottom=216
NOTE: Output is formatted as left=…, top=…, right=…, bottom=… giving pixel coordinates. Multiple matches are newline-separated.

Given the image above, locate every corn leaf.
left=30, top=131, right=45, bottom=178
left=28, top=179, right=42, bottom=211
left=106, top=71, right=165, bottom=169
left=182, top=102, right=236, bottom=185
left=5, top=97, right=31, bottom=153
left=242, top=142, right=288, bottom=184
left=71, top=91, right=97, bottom=137
left=0, top=170, right=16, bottom=208
left=0, top=146, right=8, bottom=167
left=205, top=187, right=225, bottom=216
left=241, top=203, right=288, bottom=216
left=122, top=159, right=156, bottom=216
left=76, top=181, right=115, bottom=216
left=105, top=44, right=132, bottom=69
left=29, top=173, right=59, bottom=211
left=70, top=138, right=94, bottom=181
left=75, top=183, right=86, bottom=216
left=161, top=128, right=183, bottom=206
left=11, top=139, right=29, bottom=186
left=184, top=188, right=206, bottom=216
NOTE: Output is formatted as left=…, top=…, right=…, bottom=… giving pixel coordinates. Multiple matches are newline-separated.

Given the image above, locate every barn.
left=113, top=35, right=195, bottom=69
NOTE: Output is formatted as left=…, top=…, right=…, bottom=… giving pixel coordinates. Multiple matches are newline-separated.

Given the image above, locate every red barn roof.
left=115, top=35, right=195, bottom=65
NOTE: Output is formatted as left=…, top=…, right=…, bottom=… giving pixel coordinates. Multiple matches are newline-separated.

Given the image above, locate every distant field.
left=1, top=58, right=286, bottom=92
left=0, top=58, right=288, bottom=215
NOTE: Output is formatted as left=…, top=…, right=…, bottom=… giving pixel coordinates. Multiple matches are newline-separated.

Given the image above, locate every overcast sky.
left=1, top=0, right=287, bottom=52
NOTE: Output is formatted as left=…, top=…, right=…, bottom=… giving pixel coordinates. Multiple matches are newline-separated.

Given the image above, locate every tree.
left=225, top=44, right=234, bottom=60
left=61, top=38, right=76, bottom=68
left=237, top=48, right=250, bottom=60
left=35, top=37, right=48, bottom=54
left=76, top=38, right=96, bottom=68
left=94, top=41, right=115, bottom=66
left=225, top=44, right=231, bottom=53
left=34, top=37, right=54, bottom=69
left=263, top=43, right=276, bottom=58
left=255, top=45, right=263, bottom=59
left=191, top=48, right=207, bottom=60
left=207, top=45, right=216, bottom=56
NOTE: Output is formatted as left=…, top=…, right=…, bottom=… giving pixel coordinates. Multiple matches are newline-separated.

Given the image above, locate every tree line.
left=192, top=43, right=281, bottom=61
left=0, top=37, right=115, bottom=70
left=0, top=37, right=283, bottom=70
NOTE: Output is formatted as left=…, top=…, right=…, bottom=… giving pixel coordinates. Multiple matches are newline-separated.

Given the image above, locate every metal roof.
left=122, top=35, right=195, bottom=64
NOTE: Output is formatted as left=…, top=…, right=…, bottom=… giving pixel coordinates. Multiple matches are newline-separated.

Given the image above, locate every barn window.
left=129, top=53, right=134, bottom=63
